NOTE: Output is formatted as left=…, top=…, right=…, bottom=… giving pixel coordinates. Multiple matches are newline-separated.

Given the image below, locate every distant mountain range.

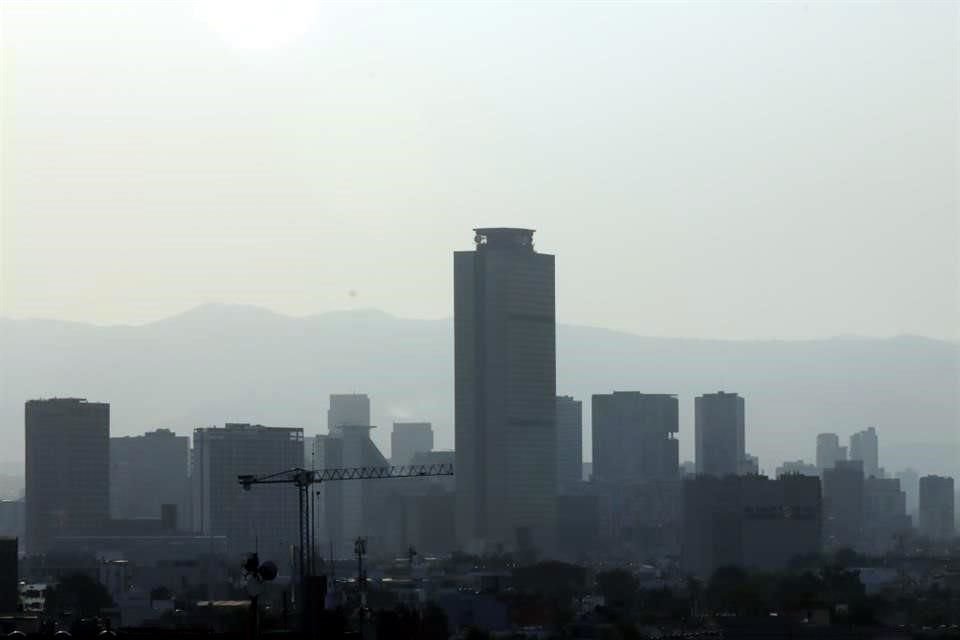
left=1, top=304, right=957, bottom=479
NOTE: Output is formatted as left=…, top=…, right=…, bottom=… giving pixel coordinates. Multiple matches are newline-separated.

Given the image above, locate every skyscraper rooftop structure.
left=25, top=398, right=109, bottom=554
left=455, top=227, right=557, bottom=553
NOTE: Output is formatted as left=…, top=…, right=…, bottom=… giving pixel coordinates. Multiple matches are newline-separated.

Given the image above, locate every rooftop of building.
left=26, top=397, right=104, bottom=405
left=473, top=227, right=536, bottom=250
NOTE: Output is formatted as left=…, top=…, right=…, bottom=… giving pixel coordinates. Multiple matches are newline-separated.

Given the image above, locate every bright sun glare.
left=195, top=0, right=320, bottom=51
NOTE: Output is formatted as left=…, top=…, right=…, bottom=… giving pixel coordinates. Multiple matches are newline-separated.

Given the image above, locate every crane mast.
left=237, top=463, right=454, bottom=596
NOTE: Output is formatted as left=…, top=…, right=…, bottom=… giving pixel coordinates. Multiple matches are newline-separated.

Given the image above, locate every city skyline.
left=2, top=0, right=958, bottom=635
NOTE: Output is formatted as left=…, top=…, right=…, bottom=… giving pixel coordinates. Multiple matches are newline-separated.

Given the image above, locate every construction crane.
left=237, top=463, right=454, bottom=589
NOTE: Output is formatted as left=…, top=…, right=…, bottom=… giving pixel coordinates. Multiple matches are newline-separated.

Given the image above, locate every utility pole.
left=355, top=536, right=367, bottom=608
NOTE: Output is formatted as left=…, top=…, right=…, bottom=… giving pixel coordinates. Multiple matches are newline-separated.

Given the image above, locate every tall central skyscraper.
left=455, top=228, right=557, bottom=553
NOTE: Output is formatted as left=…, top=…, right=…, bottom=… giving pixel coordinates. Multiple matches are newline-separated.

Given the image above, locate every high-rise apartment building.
left=918, top=475, right=955, bottom=541
left=592, top=392, right=678, bottom=484
left=391, top=422, right=434, bottom=466
left=25, top=398, right=110, bottom=554
left=454, top=228, right=557, bottom=553
left=328, top=394, right=370, bottom=432
left=110, top=428, right=190, bottom=527
left=192, top=423, right=303, bottom=560
left=556, top=396, right=583, bottom=493
left=816, top=433, right=847, bottom=474
left=694, top=392, right=745, bottom=477
left=849, top=427, right=880, bottom=478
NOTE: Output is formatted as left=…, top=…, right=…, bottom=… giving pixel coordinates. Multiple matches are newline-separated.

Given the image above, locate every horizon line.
left=1, top=301, right=956, bottom=345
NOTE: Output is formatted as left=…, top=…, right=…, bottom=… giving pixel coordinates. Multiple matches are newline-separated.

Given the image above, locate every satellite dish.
left=259, top=561, right=278, bottom=581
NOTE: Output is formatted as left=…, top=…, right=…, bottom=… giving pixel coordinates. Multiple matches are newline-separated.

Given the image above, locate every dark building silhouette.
left=0, top=537, right=16, bottom=613
left=863, top=477, right=909, bottom=553
left=110, top=428, right=190, bottom=529
left=695, top=392, right=745, bottom=477
left=25, top=398, right=109, bottom=554
left=776, top=460, right=818, bottom=477
left=681, top=474, right=821, bottom=577
left=555, top=396, right=583, bottom=493
left=557, top=493, right=600, bottom=560
left=192, top=423, right=303, bottom=560
left=391, top=422, right=434, bottom=466
left=592, top=392, right=678, bottom=484
left=0, top=500, right=24, bottom=541
left=919, top=475, right=955, bottom=541
left=455, top=228, right=557, bottom=553
left=822, top=459, right=864, bottom=550
left=849, top=427, right=880, bottom=478
left=816, top=433, right=847, bottom=475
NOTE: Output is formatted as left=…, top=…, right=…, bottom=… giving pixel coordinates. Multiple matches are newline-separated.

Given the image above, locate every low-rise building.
left=681, top=474, right=821, bottom=577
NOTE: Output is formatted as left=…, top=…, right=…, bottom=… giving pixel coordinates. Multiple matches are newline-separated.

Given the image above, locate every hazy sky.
left=2, top=1, right=958, bottom=340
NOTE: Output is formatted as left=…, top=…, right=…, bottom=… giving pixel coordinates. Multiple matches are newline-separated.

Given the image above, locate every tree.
left=596, top=569, right=639, bottom=611
left=420, top=604, right=449, bottom=640
left=513, top=561, right=586, bottom=601
left=44, top=573, right=114, bottom=618
left=706, top=566, right=771, bottom=615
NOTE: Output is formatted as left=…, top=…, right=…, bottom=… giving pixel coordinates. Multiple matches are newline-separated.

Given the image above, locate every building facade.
left=391, top=422, right=434, bottom=466
left=822, top=460, right=864, bottom=550
left=556, top=396, right=583, bottom=493
left=694, top=392, right=745, bottom=477
left=895, top=468, right=920, bottom=516
left=328, top=394, right=371, bottom=432
left=816, top=433, right=846, bottom=475
left=454, top=228, right=557, bottom=553
left=862, top=477, right=909, bottom=554
left=592, top=392, right=678, bottom=484
left=681, top=474, right=821, bottom=577
left=110, top=428, right=190, bottom=528
left=918, top=475, right=955, bottom=541
left=192, top=423, right=304, bottom=561
left=849, top=427, right=880, bottom=479
left=25, top=398, right=110, bottom=554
